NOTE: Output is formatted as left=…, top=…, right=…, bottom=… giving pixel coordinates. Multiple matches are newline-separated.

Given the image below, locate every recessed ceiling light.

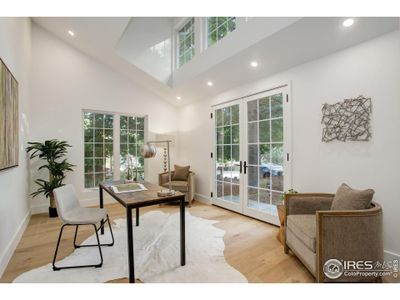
left=250, top=61, right=258, bottom=67
left=342, top=18, right=354, bottom=28
left=207, top=81, right=213, bottom=86
left=176, top=96, right=182, bottom=100
left=68, top=30, right=75, bottom=36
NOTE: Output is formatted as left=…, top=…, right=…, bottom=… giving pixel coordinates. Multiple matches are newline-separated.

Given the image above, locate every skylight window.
left=207, top=17, right=236, bottom=48
left=177, top=18, right=195, bottom=68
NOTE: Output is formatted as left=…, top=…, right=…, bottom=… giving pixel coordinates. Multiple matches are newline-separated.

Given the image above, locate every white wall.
left=178, top=30, right=400, bottom=258
left=0, top=17, right=31, bottom=276
left=30, top=24, right=179, bottom=212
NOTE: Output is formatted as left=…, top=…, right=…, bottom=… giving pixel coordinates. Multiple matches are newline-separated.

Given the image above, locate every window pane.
left=248, top=166, right=258, bottom=187
left=218, top=22, right=227, bottom=39
left=216, top=127, right=223, bottom=144
left=217, top=181, right=223, bottom=198
left=120, top=144, right=128, bottom=157
left=84, top=112, right=94, bottom=129
left=271, top=119, right=283, bottom=142
left=105, top=143, right=113, bottom=157
left=85, top=159, right=93, bottom=173
left=95, top=143, right=103, bottom=157
left=104, top=129, right=113, bottom=143
left=259, top=120, right=270, bottom=143
left=95, top=114, right=104, bottom=127
left=85, top=174, right=94, bottom=188
left=95, top=159, right=104, bottom=173
left=248, top=122, right=258, bottom=143
left=223, top=145, right=231, bottom=162
left=231, top=105, right=239, bottom=124
left=94, top=129, right=104, bottom=143
left=228, top=18, right=236, bottom=32
left=128, top=117, right=136, bottom=129
left=84, top=143, right=93, bottom=157
left=127, top=129, right=136, bottom=144
left=84, top=128, right=93, bottom=142
left=120, top=129, right=127, bottom=143
left=271, top=93, right=283, bottom=118
left=223, top=182, right=232, bottom=200
left=216, top=109, right=223, bottom=126
left=208, top=29, right=217, bottom=46
left=259, top=189, right=271, bottom=207
left=222, top=107, right=231, bottom=125
left=223, top=166, right=231, bottom=182
left=259, top=143, right=270, bottom=164
left=216, top=145, right=223, bottom=163
left=248, top=144, right=258, bottom=165
left=232, top=125, right=239, bottom=144
left=247, top=100, right=258, bottom=121
left=137, top=117, right=145, bottom=131
left=247, top=187, right=258, bottom=208
left=120, top=116, right=128, bottom=129
left=272, top=143, right=284, bottom=165
left=137, top=131, right=144, bottom=144
left=223, top=126, right=231, bottom=144
left=259, top=97, right=270, bottom=120
left=104, top=115, right=113, bottom=128
left=208, top=17, right=217, bottom=32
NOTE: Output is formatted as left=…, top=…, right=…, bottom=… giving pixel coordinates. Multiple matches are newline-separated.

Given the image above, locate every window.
left=84, top=112, right=114, bottom=188
left=83, top=111, right=146, bottom=189
left=207, top=17, right=236, bottom=47
left=120, top=116, right=145, bottom=181
left=177, top=18, right=195, bottom=67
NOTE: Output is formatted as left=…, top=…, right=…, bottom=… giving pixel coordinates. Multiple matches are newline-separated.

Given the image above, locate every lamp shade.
left=140, top=143, right=157, bottom=158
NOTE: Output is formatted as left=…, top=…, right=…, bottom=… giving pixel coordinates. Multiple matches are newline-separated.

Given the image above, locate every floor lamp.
left=140, top=140, right=175, bottom=197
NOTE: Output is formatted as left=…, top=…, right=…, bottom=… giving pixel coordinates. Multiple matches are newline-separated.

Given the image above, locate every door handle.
left=243, top=161, right=247, bottom=174
left=234, top=161, right=243, bottom=173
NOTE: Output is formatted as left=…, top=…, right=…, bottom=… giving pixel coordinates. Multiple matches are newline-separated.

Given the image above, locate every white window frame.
left=82, top=109, right=148, bottom=190
left=176, top=17, right=195, bottom=69
left=205, top=17, right=237, bottom=49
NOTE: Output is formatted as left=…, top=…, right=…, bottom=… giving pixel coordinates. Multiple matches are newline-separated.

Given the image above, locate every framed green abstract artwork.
left=0, top=58, right=19, bottom=170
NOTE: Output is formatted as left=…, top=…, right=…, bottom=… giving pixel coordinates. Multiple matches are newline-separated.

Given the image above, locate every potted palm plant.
left=27, top=139, right=75, bottom=217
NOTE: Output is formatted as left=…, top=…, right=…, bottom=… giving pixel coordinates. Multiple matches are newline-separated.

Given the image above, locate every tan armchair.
left=284, top=193, right=383, bottom=282
left=158, top=171, right=195, bottom=207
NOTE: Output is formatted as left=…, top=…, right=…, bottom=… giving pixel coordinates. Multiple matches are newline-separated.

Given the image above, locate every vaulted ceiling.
left=33, top=17, right=399, bottom=107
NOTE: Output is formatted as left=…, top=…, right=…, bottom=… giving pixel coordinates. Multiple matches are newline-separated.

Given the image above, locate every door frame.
left=211, top=99, right=244, bottom=214
left=210, top=83, right=292, bottom=226
left=241, top=86, right=292, bottom=225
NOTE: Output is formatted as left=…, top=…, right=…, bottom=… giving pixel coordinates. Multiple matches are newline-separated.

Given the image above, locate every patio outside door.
left=212, top=87, right=290, bottom=225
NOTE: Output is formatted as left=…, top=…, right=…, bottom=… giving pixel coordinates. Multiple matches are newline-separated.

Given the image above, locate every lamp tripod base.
left=157, top=189, right=176, bottom=197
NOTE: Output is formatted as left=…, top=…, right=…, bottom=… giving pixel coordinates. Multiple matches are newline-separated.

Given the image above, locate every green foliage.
left=26, top=139, right=75, bottom=204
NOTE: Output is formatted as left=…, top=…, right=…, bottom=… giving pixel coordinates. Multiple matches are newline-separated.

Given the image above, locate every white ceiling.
left=32, top=17, right=399, bottom=107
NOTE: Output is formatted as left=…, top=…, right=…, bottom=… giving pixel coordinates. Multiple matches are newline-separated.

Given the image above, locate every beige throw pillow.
left=331, top=183, right=374, bottom=210
left=172, top=165, right=190, bottom=181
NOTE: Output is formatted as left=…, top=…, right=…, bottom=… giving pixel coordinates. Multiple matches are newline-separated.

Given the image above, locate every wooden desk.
left=99, top=180, right=186, bottom=283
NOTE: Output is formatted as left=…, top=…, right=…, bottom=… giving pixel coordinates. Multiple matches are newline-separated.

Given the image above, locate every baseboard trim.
left=0, top=209, right=31, bottom=278
left=384, top=250, right=400, bottom=261
left=31, top=197, right=117, bottom=214
left=194, top=193, right=211, bottom=205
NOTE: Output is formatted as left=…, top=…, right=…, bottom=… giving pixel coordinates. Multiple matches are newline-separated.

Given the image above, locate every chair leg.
left=74, top=215, right=114, bottom=248
left=53, top=221, right=110, bottom=271
left=93, top=224, right=103, bottom=268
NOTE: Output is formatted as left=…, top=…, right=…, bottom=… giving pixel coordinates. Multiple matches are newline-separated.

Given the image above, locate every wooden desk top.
left=99, top=180, right=185, bottom=208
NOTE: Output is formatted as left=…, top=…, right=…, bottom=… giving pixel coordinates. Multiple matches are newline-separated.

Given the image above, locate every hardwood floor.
left=0, top=201, right=315, bottom=283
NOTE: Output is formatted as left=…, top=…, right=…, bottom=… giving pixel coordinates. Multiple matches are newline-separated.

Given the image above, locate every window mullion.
left=113, top=114, right=120, bottom=181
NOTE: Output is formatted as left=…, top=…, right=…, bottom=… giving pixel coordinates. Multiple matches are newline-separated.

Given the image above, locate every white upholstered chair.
left=52, top=184, right=114, bottom=271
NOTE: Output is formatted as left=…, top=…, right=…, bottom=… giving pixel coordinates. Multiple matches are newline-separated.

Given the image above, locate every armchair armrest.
left=158, top=171, right=175, bottom=186
left=285, top=193, right=334, bottom=216
left=316, top=202, right=383, bottom=282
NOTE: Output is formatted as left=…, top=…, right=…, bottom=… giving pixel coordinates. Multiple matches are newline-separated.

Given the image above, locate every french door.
left=212, top=87, right=290, bottom=225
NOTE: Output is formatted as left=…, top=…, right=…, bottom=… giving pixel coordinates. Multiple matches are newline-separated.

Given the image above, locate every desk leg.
left=126, top=208, right=135, bottom=283
left=99, top=186, right=104, bottom=235
left=136, top=208, right=139, bottom=227
left=180, top=196, right=186, bottom=266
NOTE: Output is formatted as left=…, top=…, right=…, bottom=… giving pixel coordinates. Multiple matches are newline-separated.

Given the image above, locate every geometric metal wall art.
left=321, top=95, right=372, bottom=142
